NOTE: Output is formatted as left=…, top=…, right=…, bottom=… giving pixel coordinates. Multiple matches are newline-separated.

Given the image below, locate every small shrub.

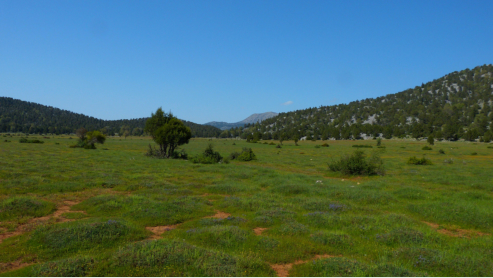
left=276, top=144, right=281, bottom=148
left=438, top=149, right=445, bottom=154
left=471, top=152, right=477, bottom=155
left=55, top=142, right=60, bottom=145
left=315, top=145, right=321, bottom=148
left=487, top=146, right=493, bottom=149
left=376, top=138, right=382, bottom=146
left=328, top=150, right=384, bottom=176
left=352, top=144, right=373, bottom=148
left=422, top=146, right=432, bottom=150
left=228, top=151, right=241, bottom=160
left=236, top=148, right=257, bottom=161
left=189, top=144, right=223, bottom=164
left=407, top=156, right=432, bottom=165
left=19, top=137, right=44, bottom=144
left=269, top=142, right=276, bottom=145
left=321, top=143, right=329, bottom=147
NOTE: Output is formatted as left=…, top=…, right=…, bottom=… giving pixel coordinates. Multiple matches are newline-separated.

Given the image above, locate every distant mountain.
left=205, top=112, right=278, bottom=130
left=230, top=64, right=493, bottom=142
left=0, top=97, right=221, bottom=137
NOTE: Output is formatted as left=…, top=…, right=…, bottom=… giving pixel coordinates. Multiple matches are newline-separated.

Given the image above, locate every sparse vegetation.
left=328, top=150, right=384, bottom=176
left=407, top=156, right=433, bottom=165
left=1, top=137, right=492, bottom=277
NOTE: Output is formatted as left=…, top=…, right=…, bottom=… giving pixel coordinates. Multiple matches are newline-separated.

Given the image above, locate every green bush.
left=314, top=145, right=321, bottom=148
left=228, top=151, right=241, bottom=160
left=269, top=142, right=276, bottom=145
left=328, top=150, right=384, bottom=176
left=321, top=143, right=329, bottom=147
left=422, top=146, right=432, bottom=150
left=19, top=137, right=44, bottom=143
left=352, top=144, right=372, bottom=148
left=236, top=148, right=257, bottom=161
left=438, top=149, right=445, bottom=154
left=407, top=156, right=432, bottom=165
left=189, top=144, right=223, bottom=164
left=471, top=152, right=478, bottom=155
left=276, top=144, right=281, bottom=148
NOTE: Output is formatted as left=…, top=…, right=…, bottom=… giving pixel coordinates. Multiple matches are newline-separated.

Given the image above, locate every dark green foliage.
left=422, top=146, right=432, bottom=150
left=189, top=143, right=223, bottom=164
left=0, top=197, right=55, bottom=221
left=471, top=152, right=478, bottom=155
left=276, top=144, right=281, bottom=148
left=321, top=143, right=329, bottom=147
left=31, top=257, right=96, bottom=277
left=407, top=156, right=433, bottom=165
left=352, top=144, right=373, bottom=148
left=328, top=150, right=385, bottom=176
left=19, top=137, right=44, bottom=143
left=0, top=97, right=220, bottom=137
left=236, top=147, right=257, bottom=161
left=145, top=108, right=192, bottom=158
left=376, top=137, right=382, bottom=146
left=438, top=149, right=445, bottom=154
left=228, top=151, right=241, bottom=160
left=427, top=135, right=435, bottom=145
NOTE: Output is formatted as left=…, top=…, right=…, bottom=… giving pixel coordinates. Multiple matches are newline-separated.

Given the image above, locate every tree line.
left=0, top=97, right=221, bottom=138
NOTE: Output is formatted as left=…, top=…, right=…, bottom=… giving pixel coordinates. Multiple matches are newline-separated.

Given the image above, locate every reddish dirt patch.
left=205, top=210, right=231, bottom=219
left=270, top=254, right=339, bottom=277
left=423, top=221, right=490, bottom=238
left=146, top=225, right=179, bottom=239
left=0, top=259, right=34, bottom=273
left=254, top=227, right=268, bottom=235
left=0, top=200, right=86, bottom=243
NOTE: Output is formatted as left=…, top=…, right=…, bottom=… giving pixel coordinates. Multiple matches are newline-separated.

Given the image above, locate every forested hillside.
left=228, top=64, right=493, bottom=142
left=0, top=97, right=221, bottom=137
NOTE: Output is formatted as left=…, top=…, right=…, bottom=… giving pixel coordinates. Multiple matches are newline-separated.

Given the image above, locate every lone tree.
left=144, top=107, right=192, bottom=158
left=427, top=135, right=434, bottom=145
left=76, top=128, right=87, bottom=141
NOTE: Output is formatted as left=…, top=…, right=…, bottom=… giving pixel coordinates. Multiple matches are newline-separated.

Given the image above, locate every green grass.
left=1, top=135, right=493, bottom=276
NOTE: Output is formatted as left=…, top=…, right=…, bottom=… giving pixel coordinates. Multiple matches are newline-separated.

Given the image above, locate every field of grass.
left=1, top=134, right=492, bottom=276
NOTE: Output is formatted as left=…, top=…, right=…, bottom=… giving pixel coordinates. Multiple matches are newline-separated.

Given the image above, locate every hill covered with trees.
left=228, top=64, right=493, bottom=142
left=0, top=97, right=221, bottom=138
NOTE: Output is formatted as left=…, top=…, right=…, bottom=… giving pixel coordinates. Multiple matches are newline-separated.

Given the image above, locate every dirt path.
left=205, top=210, right=231, bottom=219
left=0, top=201, right=85, bottom=244
left=423, top=221, right=490, bottom=238
left=270, top=254, right=339, bottom=277
left=0, top=260, right=33, bottom=274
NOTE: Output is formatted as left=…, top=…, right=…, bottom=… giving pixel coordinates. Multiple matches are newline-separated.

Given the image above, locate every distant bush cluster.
left=19, top=137, right=44, bottom=144
left=407, top=156, right=432, bottom=165
left=228, top=147, right=257, bottom=162
left=328, top=150, right=384, bottom=176
left=190, top=144, right=223, bottom=164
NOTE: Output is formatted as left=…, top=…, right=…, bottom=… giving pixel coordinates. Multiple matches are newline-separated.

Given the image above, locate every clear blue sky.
left=1, top=0, right=493, bottom=124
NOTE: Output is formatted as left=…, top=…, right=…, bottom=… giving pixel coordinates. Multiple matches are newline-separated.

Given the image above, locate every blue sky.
left=1, top=0, right=493, bottom=124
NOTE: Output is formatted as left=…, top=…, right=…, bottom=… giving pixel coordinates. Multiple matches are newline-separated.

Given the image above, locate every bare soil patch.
left=423, top=221, right=490, bottom=238
left=0, top=200, right=85, bottom=243
left=205, top=210, right=231, bottom=219
left=0, top=259, right=34, bottom=273
left=254, top=227, right=268, bottom=235
left=270, top=254, right=339, bottom=277
left=146, top=225, right=179, bottom=239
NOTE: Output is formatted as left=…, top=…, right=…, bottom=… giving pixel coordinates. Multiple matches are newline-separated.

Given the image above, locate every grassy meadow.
left=1, top=134, right=493, bottom=276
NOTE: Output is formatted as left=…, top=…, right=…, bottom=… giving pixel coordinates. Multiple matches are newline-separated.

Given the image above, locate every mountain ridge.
left=225, top=64, right=493, bottom=142
left=205, top=112, right=278, bottom=130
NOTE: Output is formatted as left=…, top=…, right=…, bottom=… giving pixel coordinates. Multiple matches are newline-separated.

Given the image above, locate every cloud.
left=281, top=101, right=293, bottom=105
